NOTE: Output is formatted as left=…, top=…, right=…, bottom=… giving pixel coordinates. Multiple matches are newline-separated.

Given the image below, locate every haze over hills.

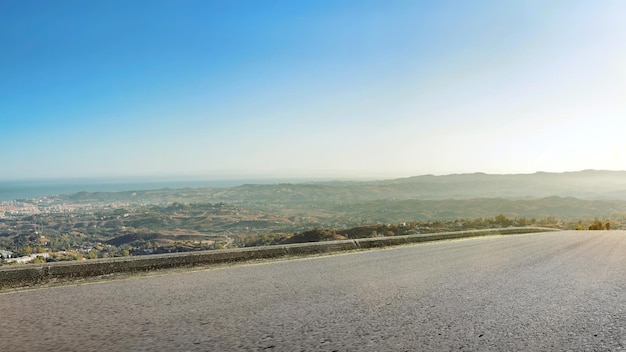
left=51, top=169, right=626, bottom=204
left=344, top=170, right=626, bottom=200
left=395, top=169, right=624, bottom=198
left=34, top=169, right=626, bottom=224
left=5, top=170, right=626, bottom=224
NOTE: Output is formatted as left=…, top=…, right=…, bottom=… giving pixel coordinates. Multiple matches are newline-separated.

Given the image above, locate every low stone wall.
left=0, top=227, right=558, bottom=290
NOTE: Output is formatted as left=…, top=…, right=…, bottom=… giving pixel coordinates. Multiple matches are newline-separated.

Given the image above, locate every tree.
left=589, top=219, right=606, bottom=230
left=87, top=250, right=98, bottom=259
left=516, top=217, right=529, bottom=226
left=494, top=214, right=511, bottom=226
left=32, top=256, right=46, bottom=264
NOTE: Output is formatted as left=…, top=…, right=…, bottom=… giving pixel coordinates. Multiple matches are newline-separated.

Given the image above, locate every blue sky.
left=2, top=1, right=626, bottom=181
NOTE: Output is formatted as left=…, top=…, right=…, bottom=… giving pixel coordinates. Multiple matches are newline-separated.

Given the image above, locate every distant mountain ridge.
left=363, top=169, right=626, bottom=200
left=53, top=169, right=626, bottom=205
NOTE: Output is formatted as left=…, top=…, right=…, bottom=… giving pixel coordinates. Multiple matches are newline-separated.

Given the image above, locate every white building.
left=5, top=252, right=49, bottom=264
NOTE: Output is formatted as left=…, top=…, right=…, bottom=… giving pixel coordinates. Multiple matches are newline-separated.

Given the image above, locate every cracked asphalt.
left=3, top=230, right=626, bottom=351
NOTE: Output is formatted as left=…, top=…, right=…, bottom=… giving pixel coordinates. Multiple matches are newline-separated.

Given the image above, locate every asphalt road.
left=3, top=230, right=626, bottom=351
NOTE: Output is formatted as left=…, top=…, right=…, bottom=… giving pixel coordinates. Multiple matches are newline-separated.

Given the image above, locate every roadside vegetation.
left=0, top=208, right=618, bottom=266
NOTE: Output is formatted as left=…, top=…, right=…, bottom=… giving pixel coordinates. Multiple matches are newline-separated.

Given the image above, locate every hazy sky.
left=2, top=1, right=626, bottom=181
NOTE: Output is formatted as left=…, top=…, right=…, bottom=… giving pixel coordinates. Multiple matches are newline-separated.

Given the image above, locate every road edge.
left=0, top=227, right=558, bottom=289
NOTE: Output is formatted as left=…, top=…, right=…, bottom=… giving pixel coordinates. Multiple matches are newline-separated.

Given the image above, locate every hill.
left=55, top=170, right=626, bottom=207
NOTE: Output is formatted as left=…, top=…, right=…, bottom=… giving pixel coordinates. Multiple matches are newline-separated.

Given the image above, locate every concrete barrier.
left=0, top=227, right=558, bottom=290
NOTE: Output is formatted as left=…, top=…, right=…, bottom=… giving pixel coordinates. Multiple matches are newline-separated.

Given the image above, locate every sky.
left=2, top=0, right=626, bottom=181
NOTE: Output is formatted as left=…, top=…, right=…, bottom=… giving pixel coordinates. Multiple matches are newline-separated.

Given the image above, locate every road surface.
left=2, top=230, right=626, bottom=351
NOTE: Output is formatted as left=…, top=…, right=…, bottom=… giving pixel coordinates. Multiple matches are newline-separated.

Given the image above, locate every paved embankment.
left=0, top=227, right=556, bottom=289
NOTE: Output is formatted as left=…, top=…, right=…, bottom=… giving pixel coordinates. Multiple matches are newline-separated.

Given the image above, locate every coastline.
left=0, top=178, right=313, bottom=202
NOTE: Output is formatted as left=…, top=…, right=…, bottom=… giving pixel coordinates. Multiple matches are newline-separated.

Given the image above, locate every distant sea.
left=0, top=178, right=306, bottom=202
